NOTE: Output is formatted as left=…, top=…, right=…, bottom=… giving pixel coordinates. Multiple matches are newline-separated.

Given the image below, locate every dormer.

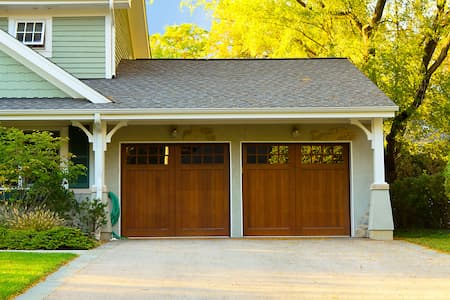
left=0, top=0, right=150, bottom=80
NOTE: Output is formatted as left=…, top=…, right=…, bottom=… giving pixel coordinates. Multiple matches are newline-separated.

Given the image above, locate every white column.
left=368, top=117, right=394, bottom=240
left=93, top=114, right=107, bottom=199
left=371, top=118, right=386, bottom=184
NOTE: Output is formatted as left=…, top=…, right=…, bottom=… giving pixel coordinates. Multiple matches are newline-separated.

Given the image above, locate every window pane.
left=16, top=33, right=24, bottom=41
left=33, top=33, right=42, bottom=42
left=17, top=22, right=25, bottom=32
left=25, top=33, right=33, bottom=42
left=25, top=23, right=33, bottom=32
left=35, top=22, right=43, bottom=32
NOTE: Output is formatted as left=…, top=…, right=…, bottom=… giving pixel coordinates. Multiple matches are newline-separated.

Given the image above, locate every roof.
left=0, top=58, right=397, bottom=114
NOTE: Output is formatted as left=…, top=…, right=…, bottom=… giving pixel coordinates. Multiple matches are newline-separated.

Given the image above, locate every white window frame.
left=8, top=17, right=52, bottom=58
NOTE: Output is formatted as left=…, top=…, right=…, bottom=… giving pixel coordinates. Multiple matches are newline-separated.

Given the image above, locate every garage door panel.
left=122, top=167, right=174, bottom=237
left=244, top=169, right=294, bottom=235
left=176, top=168, right=229, bottom=236
left=297, top=169, right=349, bottom=235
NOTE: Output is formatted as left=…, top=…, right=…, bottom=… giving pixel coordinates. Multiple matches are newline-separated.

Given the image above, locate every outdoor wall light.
left=291, top=127, right=300, bottom=138
left=170, top=127, right=178, bottom=138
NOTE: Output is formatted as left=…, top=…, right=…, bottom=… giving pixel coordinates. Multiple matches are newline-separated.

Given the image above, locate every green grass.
left=0, top=252, right=77, bottom=300
left=395, top=229, right=450, bottom=253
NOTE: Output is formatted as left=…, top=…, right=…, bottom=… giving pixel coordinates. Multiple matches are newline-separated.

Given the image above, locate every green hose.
left=108, top=191, right=122, bottom=239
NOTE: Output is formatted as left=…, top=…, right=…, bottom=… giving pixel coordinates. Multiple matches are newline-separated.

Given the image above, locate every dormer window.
left=16, top=21, right=45, bottom=46
left=8, top=17, right=52, bottom=57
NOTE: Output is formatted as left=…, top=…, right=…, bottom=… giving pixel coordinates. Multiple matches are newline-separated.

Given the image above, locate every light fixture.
left=291, top=127, right=300, bottom=138
left=170, top=127, right=178, bottom=138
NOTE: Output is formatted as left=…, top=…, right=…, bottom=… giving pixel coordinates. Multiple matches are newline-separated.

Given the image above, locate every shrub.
left=391, top=174, right=448, bottom=229
left=6, top=206, right=64, bottom=231
left=0, top=227, right=98, bottom=250
left=74, top=198, right=108, bottom=237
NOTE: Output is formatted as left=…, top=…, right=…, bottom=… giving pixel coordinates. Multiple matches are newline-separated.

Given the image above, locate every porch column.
left=368, top=118, right=394, bottom=240
left=92, top=113, right=106, bottom=200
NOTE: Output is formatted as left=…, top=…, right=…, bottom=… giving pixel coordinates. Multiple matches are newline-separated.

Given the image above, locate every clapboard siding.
left=0, top=17, right=7, bottom=31
left=114, top=9, right=133, bottom=66
left=0, top=50, right=68, bottom=98
left=52, top=17, right=105, bottom=79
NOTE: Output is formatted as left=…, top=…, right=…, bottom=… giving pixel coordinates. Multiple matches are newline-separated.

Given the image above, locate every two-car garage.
left=121, top=143, right=350, bottom=237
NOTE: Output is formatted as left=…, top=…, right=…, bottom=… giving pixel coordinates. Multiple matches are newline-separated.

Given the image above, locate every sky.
left=146, top=0, right=212, bottom=35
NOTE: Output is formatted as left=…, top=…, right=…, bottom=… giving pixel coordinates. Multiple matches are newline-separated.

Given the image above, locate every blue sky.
left=146, top=0, right=212, bottom=35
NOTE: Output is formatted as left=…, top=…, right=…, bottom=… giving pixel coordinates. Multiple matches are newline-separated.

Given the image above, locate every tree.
left=0, top=127, right=84, bottom=215
left=182, top=0, right=450, bottom=183
left=150, top=23, right=209, bottom=58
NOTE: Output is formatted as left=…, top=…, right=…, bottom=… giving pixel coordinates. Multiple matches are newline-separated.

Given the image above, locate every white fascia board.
left=0, top=106, right=398, bottom=121
left=0, top=30, right=111, bottom=104
left=0, top=1, right=130, bottom=9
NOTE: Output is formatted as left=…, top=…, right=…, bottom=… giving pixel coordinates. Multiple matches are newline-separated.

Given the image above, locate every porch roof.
left=0, top=58, right=398, bottom=118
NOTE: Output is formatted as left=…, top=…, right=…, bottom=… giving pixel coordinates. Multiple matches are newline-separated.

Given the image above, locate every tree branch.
left=364, top=0, right=387, bottom=39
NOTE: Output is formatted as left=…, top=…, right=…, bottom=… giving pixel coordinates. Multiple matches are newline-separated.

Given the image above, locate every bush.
left=74, top=198, right=107, bottom=237
left=0, top=227, right=97, bottom=250
left=391, top=174, right=448, bottom=229
left=2, top=203, right=63, bottom=231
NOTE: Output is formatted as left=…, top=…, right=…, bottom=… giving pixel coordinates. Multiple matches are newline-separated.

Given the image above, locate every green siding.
left=52, top=17, right=105, bottom=79
left=0, top=49, right=69, bottom=98
left=114, top=9, right=133, bottom=66
left=0, top=17, right=7, bottom=31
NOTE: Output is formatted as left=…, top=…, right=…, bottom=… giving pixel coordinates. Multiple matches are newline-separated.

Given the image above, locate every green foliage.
left=0, top=252, right=77, bottom=300
left=0, top=227, right=98, bottom=250
left=74, top=198, right=108, bottom=236
left=150, top=24, right=209, bottom=58
left=391, top=174, right=448, bottom=229
left=1, top=203, right=63, bottom=231
left=0, top=127, right=85, bottom=213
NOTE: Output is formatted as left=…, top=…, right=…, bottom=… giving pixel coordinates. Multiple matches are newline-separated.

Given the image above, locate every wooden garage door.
left=121, top=143, right=229, bottom=237
left=243, top=143, right=350, bottom=236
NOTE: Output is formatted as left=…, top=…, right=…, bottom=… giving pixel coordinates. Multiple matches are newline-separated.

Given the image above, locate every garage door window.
left=300, top=144, right=344, bottom=164
left=246, top=144, right=289, bottom=164
left=125, top=144, right=169, bottom=165
left=181, top=144, right=224, bottom=164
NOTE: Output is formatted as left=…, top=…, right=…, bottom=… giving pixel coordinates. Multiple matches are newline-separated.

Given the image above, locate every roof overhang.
left=0, top=0, right=131, bottom=10
left=0, top=106, right=398, bottom=122
left=127, top=0, right=150, bottom=59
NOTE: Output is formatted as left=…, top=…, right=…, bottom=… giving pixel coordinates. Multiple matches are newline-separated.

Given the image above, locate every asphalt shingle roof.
left=0, top=58, right=396, bottom=111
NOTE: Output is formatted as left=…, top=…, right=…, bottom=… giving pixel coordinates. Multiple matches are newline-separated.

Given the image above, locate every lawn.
left=395, top=229, right=450, bottom=253
left=0, top=252, right=77, bottom=300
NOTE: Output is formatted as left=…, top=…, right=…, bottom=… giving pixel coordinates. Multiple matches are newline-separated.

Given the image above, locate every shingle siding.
left=52, top=16, right=105, bottom=79
left=0, top=49, right=69, bottom=98
left=114, top=9, right=133, bottom=67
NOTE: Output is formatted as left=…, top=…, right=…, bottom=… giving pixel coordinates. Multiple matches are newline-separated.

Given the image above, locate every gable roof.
left=0, top=58, right=398, bottom=120
left=83, top=58, right=396, bottom=109
left=0, top=29, right=111, bottom=103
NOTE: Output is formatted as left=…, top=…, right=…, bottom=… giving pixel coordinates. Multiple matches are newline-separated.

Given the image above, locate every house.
left=0, top=0, right=398, bottom=240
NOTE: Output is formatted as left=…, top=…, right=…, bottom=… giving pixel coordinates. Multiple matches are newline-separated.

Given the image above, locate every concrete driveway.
left=18, top=238, right=450, bottom=300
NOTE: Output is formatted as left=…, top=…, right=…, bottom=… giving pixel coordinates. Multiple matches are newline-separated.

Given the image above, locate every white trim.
left=0, top=108, right=398, bottom=121
left=0, top=29, right=111, bottom=103
left=0, top=1, right=130, bottom=9
left=8, top=16, right=52, bottom=57
left=371, top=118, right=386, bottom=184
left=104, top=12, right=113, bottom=79
left=240, top=140, right=354, bottom=237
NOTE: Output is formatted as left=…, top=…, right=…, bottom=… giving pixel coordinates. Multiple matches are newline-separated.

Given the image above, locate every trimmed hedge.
left=391, top=174, right=448, bottom=229
left=0, top=226, right=98, bottom=250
